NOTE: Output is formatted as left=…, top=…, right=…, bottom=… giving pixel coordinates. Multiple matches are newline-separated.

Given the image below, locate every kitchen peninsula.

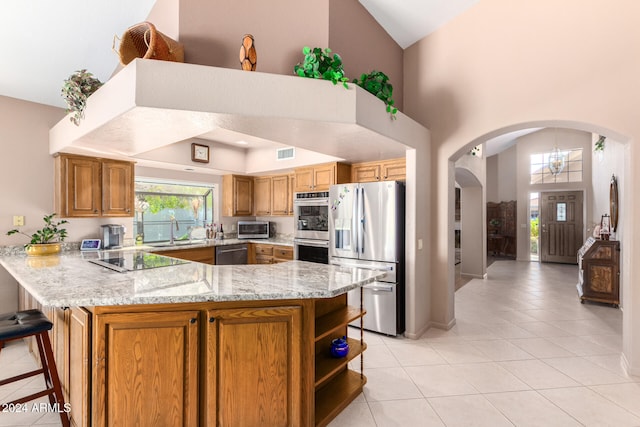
left=0, top=250, right=382, bottom=426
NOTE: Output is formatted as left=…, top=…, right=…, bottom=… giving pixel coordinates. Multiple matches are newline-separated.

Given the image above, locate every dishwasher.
left=215, top=244, right=248, bottom=265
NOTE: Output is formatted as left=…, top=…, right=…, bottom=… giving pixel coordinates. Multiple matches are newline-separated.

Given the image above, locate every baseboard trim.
left=461, top=272, right=485, bottom=279
left=621, top=352, right=640, bottom=376
left=403, top=317, right=457, bottom=339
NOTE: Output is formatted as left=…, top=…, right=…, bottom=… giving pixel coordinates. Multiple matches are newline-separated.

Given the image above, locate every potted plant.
left=7, top=213, right=69, bottom=256
left=294, top=47, right=349, bottom=88
left=352, top=70, right=398, bottom=118
left=61, top=69, right=103, bottom=126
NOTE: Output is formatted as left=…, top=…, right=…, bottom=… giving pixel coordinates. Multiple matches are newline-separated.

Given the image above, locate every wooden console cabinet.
left=577, top=237, right=620, bottom=307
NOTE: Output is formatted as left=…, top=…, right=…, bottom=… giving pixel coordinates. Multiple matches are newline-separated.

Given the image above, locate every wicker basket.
left=117, top=21, right=184, bottom=66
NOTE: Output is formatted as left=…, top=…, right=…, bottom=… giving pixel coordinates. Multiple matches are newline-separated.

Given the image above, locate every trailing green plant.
left=294, top=47, right=349, bottom=88
left=61, top=69, right=103, bottom=126
left=353, top=70, right=398, bottom=118
left=594, top=135, right=606, bottom=152
left=7, top=213, right=69, bottom=247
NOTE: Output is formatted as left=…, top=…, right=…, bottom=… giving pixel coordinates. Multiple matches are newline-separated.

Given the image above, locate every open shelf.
left=315, top=338, right=366, bottom=389
left=314, top=306, right=365, bottom=342
left=315, top=369, right=366, bottom=427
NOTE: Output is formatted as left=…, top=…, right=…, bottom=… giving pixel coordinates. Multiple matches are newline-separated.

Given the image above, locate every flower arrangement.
left=61, top=69, right=103, bottom=126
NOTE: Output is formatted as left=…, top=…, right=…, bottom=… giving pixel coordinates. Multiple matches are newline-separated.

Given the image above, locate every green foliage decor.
left=594, top=135, right=606, bottom=152
left=7, top=213, right=69, bottom=247
left=294, top=47, right=349, bottom=88
left=353, top=70, right=398, bottom=118
left=61, top=69, right=103, bottom=126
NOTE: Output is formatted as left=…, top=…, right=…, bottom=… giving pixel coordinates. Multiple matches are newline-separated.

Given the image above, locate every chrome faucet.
left=169, top=217, right=179, bottom=244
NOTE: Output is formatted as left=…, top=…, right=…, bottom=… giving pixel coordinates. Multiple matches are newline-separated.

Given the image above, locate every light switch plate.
left=13, top=216, right=24, bottom=226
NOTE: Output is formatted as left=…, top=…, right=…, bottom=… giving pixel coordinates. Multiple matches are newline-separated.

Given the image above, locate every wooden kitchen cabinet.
left=153, top=246, right=215, bottom=265
left=54, top=154, right=134, bottom=218
left=93, top=310, right=199, bottom=427
left=222, top=174, right=253, bottom=216
left=253, top=176, right=272, bottom=216
left=294, top=162, right=351, bottom=192
left=351, top=158, right=406, bottom=182
left=577, top=238, right=620, bottom=306
left=271, top=174, right=291, bottom=216
left=248, top=243, right=293, bottom=264
left=204, top=305, right=303, bottom=426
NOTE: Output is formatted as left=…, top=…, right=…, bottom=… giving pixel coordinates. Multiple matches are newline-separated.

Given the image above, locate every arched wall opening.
left=454, top=166, right=485, bottom=281
left=446, top=119, right=631, bottom=365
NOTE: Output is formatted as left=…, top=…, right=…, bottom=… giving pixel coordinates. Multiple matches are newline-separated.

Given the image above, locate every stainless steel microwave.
left=237, top=221, right=270, bottom=239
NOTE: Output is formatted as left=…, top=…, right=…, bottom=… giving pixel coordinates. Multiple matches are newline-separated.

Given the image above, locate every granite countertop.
left=0, top=249, right=384, bottom=307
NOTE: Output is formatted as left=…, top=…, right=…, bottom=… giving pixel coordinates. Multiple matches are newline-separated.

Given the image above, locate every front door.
left=540, top=191, right=583, bottom=264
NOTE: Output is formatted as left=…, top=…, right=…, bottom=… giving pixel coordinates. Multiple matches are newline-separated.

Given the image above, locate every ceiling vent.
left=276, top=147, right=295, bottom=160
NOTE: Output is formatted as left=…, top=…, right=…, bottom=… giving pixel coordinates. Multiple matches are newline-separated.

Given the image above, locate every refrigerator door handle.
left=352, top=187, right=359, bottom=253
left=329, top=261, right=393, bottom=271
left=359, top=187, right=365, bottom=254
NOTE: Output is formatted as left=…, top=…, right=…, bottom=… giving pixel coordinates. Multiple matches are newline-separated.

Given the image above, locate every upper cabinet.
left=351, top=158, right=406, bottom=183
left=271, top=174, right=292, bottom=216
left=222, top=175, right=253, bottom=217
left=293, top=162, right=351, bottom=192
left=253, top=176, right=272, bottom=216
left=54, top=154, right=134, bottom=218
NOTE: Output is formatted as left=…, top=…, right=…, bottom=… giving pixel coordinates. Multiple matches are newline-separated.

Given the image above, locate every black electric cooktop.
left=88, top=252, right=189, bottom=273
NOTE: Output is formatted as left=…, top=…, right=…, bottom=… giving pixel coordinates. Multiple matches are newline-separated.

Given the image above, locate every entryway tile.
left=404, top=364, right=478, bottom=397
left=508, top=337, right=575, bottom=358
left=543, top=357, right=632, bottom=386
left=540, top=386, right=640, bottom=426
left=369, top=398, right=445, bottom=427
left=485, top=390, right=582, bottom=427
left=428, top=394, right=513, bottom=427
left=498, top=359, right=580, bottom=389
left=590, top=382, right=640, bottom=417
left=453, top=362, right=530, bottom=393
left=362, top=367, right=422, bottom=401
left=470, top=339, right=535, bottom=361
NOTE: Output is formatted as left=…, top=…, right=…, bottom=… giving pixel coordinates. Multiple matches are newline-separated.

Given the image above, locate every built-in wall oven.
left=294, top=191, right=329, bottom=264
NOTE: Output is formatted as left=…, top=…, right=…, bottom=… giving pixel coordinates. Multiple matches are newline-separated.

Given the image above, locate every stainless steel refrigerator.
left=329, top=181, right=405, bottom=335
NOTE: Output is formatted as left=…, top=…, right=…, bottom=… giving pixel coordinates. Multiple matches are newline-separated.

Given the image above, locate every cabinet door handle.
left=209, top=317, right=215, bottom=323
left=383, top=176, right=388, bottom=179
left=94, top=209, right=99, bottom=214
left=190, top=318, right=197, bottom=324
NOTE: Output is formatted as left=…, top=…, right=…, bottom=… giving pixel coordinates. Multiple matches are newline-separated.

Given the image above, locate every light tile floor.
left=332, top=260, right=640, bottom=427
left=1, top=260, right=639, bottom=426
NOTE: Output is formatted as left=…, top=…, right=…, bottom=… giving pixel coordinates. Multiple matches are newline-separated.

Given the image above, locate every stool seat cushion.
left=0, top=309, right=53, bottom=341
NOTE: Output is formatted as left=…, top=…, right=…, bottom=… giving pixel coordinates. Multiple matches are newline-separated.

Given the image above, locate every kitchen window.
left=134, top=180, right=215, bottom=243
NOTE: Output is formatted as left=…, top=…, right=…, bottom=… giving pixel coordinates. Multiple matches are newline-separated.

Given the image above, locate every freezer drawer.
left=348, top=281, right=398, bottom=336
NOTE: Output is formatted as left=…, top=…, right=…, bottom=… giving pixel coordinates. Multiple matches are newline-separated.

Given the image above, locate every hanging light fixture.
left=548, top=129, right=566, bottom=176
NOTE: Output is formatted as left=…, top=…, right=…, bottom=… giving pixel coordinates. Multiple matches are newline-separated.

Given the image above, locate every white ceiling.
left=1, top=0, right=478, bottom=109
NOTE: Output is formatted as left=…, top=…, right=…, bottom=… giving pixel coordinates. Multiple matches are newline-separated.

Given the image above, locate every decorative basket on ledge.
left=116, top=21, right=184, bottom=66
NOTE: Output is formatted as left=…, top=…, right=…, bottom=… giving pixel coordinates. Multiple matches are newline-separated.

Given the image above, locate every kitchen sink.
left=148, top=240, right=205, bottom=248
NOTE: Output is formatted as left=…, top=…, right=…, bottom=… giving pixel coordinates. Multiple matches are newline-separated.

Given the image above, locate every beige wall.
left=404, top=0, right=640, bottom=374
left=328, top=0, right=403, bottom=110
left=176, top=0, right=403, bottom=109
left=178, top=0, right=329, bottom=74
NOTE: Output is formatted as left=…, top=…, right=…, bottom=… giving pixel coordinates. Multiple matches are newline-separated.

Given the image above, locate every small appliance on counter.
left=237, top=221, right=271, bottom=239
left=101, top=224, right=126, bottom=249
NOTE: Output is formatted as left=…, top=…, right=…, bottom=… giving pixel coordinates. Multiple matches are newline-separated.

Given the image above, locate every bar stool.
left=0, top=309, right=70, bottom=427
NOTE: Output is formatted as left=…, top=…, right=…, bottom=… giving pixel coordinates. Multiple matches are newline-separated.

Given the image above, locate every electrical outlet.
left=13, top=215, right=25, bottom=226
left=418, top=238, right=423, bottom=250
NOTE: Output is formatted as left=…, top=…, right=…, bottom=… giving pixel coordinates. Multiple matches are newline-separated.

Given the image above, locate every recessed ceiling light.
left=236, top=140, right=249, bottom=145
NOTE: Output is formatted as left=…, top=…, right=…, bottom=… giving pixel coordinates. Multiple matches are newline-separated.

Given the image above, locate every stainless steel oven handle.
left=293, top=199, right=329, bottom=206
left=294, top=239, right=329, bottom=248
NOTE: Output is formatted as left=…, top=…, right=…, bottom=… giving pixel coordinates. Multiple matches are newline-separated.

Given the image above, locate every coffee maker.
left=101, top=224, right=125, bottom=249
